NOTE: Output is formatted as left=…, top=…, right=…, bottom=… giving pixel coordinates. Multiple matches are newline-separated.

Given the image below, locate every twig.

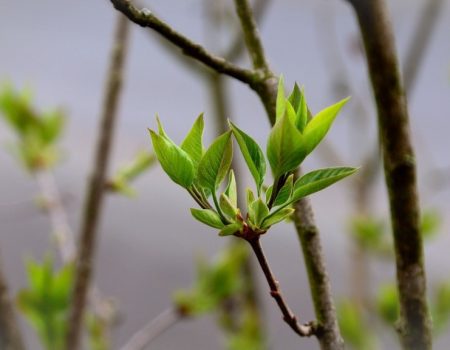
left=403, top=0, right=445, bottom=95
left=247, top=238, right=316, bottom=337
left=120, top=308, right=180, bottom=350
left=0, top=254, right=25, bottom=350
left=347, top=0, right=432, bottom=349
left=66, top=14, right=130, bottom=350
left=110, top=0, right=258, bottom=85
left=35, top=171, right=76, bottom=262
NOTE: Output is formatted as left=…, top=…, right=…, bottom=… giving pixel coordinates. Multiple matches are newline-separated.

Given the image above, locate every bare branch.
left=66, top=14, right=130, bottom=350
left=120, top=308, right=179, bottom=350
left=347, top=0, right=432, bottom=348
left=110, top=0, right=258, bottom=85
left=247, top=238, right=316, bottom=337
left=0, top=255, right=25, bottom=350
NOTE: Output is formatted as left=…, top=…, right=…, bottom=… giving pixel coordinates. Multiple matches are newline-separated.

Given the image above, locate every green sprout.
left=149, top=76, right=357, bottom=240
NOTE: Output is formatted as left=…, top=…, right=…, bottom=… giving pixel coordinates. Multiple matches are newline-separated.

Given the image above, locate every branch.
left=66, top=14, right=130, bottom=350
left=247, top=238, right=316, bottom=337
left=347, top=0, right=432, bottom=349
left=120, top=308, right=179, bottom=350
left=232, top=0, right=271, bottom=72
left=110, top=0, right=258, bottom=85
left=0, top=254, right=25, bottom=350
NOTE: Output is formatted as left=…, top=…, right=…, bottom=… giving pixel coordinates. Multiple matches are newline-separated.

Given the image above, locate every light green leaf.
left=248, top=198, right=269, bottom=227
left=261, top=208, right=294, bottom=229
left=285, top=100, right=297, bottom=125
left=181, top=114, right=204, bottom=167
left=273, top=174, right=294, bottom=207
left=190, top=208, right=225, bottom=229
left=276, top=75, right=285, bottom=121
left=303, top=97, right=349, bottom=155
left=198, top=131, right=233, bottom=191
left=291, top=167, right=357, bottom=203
left=246, top=188, right=255, bottom=208
left=288, top=83, right=301, bottom=112
left=224, top=170, right=237, bottom=207
left=267, top=114, right=306, bottom=178
left=220, top=193, right=238, bottom=219
left=155, top=115, right=169, bottom=139
left=229, top=122, right=266, bottom=193
left=219, top=222, right=242, bottom=237
left=296, top=87, right=308, bottom=133
left=265, top=185, right=273, bottom=205
left=149, top=130, right=195, bottom=188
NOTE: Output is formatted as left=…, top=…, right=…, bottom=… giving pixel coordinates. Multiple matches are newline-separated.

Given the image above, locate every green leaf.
left=296, top=87, right=308, bottom=133
left=190, top=208, right=225, bottom=229
left=303, top=97, right=349, bottom=155
left=220, top=193, right=238, bottom=219
left=265, top=185, right=273, bottom=205
left=291, top=167, right=357, bottom=203
left=266, top=114, right=306, bottom=178
left=229, top=122, right=266, bottom=193
left=224, top=170, right=237, bottom=207
left=376, top=284, right=399, bottom=325
left=246, top=188, right=255, bottom=208
left=198, top=131, right=233, bottom=191
left=248, top=198, right=269, bottom=227
left=288, top=83, right=301, bottom=112
left=155, top=115, right=169, bottom=139
left=285, top=100, right=297, bottom=125
left=276, top=75, right=285, bottom=121
left=219, top=222, right=242, bottom=236
left=181, top=114, right=204, bottom=167
left=261, top=208, right=294, bottom=229
left=149, top=130, right=195, bottom=188
left=273, top=174, right=294, bottom=207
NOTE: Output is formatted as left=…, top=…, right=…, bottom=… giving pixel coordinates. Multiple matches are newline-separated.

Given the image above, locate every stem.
left=35, top=171, right=76, bottom=263
left=347, top=0, right=432, bottom=348
left=247, top=237, right=316, bottom=337
left=0, top=254, right=25, bottom=350
left=66, top=14, right=129, bottom=350
left=120, top=308, right=180, bottom=350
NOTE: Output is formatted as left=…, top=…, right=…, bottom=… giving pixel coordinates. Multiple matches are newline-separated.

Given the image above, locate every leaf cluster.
left=149, top=77, right=357, bottom=239
left=0, top=85, right=65, bottom=171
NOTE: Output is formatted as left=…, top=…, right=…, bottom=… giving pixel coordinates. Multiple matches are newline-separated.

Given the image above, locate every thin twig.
left=247, top=238, right=316, bottom=337
left=66, top=14, right=130, bottom=350
left=110, top=0, right=258, bottom=85
left=120, top=308, right=180, bottom=350
left=347, top=0, right=432, bottom=348
left=0, top=254, right=25, bottom=350
left=35, top=171, right=76, bottom=262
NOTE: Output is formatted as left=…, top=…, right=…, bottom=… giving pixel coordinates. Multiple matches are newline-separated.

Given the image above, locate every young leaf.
left=224, top=170, right=237, bottom=207
left=273, top=174, right=294, bottom=207
left=303, top=97, right=349, bottom=155
left=266, top=114, right=306, bottom=178
left=155, top=115, right=169, bottom=139
left=248, top=198, right=269, bottom=227
left=198, top=131, right=233, bottom=191
left=219, top=222, right=243, bottom=237
left=285, top=100, right=297, bottom=125
left=149, top=130, right=195, bottom=188
left=291, top=167, right=357, bottom=203
left=190, top=208, right=225, bottom=229
left=276, top=75, right=285, bottom=121
left=181, top=114, right=204, bottom=167
left=229, top=122, right=266, bottom=193
left=220, top=193, right=238, bottom=219
left=261, top=208, right=294, bottom=229
left=296, top=87, right=308, bottom=133
left=246, top=188, right=255, bottom=208
left=265, top=185, right=273, bottom=205
left=288, top=83, right=301, bottom=111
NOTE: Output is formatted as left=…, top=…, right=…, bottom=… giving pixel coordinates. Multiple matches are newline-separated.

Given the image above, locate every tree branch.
left=247, top=238, right=316, bottom=337
left=0, top=254, right=25, bottom=350
left=346, top=0, right=432, bottom=349
left=66, top=14, right=130, bottom=350
left=110, top=0, right=258, bottom=85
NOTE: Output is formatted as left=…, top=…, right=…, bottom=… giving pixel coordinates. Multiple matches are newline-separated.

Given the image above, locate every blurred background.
left=0, top=0, right=449, bottom=349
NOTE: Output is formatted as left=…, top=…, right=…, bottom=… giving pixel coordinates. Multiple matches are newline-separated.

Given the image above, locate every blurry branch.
left=35, top=171, right=76, bottom=262
left=403, top=0, right=445, bottom=94
left=347, top=0, right=432, bottom=349
left=111, top=0, right=344, bottom=348
left=66, top=14, right=130, bottom=350
left=110, top=0, right=258, bottom=85
left=120, top=308, right=179, bottom=350
left=0, top=255, right=25, bottom=350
